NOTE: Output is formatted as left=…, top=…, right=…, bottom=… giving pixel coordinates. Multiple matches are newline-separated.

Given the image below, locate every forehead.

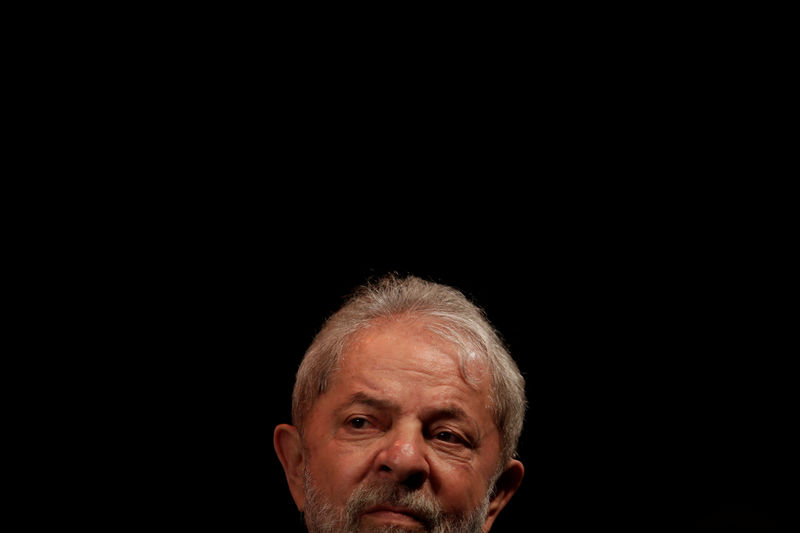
left=327, top=318, right=493, bottom=416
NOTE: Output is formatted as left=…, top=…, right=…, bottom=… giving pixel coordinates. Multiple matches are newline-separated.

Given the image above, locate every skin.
left=275, top=318, right=524, bottom=532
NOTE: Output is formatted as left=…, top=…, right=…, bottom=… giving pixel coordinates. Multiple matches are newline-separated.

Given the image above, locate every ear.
left=273, top=424, right=306, bottom=511
left=483, top=459, right=524, bottom=532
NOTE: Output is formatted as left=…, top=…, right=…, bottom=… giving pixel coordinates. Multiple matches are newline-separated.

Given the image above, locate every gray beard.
left=302, top=466, right=491, bottom=533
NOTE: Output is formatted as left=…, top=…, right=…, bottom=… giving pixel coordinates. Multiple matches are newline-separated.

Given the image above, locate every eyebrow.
left=422, top=405, right=473, bottom=424
left=338, top=392, right=401, bottom=413
left=337, top=392, right=482, bottom=439
left=421, top=406, right=482, bottom=440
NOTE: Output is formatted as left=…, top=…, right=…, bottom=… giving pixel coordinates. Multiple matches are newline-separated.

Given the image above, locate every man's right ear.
left=273, top=424, right=306, bottom=511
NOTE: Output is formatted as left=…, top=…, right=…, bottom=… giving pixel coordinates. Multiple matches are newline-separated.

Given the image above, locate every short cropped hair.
left=292, top=275, right=527, bottom=467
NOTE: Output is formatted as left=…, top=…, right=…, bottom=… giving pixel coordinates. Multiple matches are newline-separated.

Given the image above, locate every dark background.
left=69, top=16, right=792, bottom=525
left=113, top=208, right=791, bottom=532
left=33, top=6, right=795, bottom=530
left=259, top=246, right=792, bottom=532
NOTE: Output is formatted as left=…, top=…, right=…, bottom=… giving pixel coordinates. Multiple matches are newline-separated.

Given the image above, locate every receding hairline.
left=331, top=313, right=492, bottom=389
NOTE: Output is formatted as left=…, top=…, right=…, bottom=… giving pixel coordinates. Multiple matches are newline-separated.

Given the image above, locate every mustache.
left=344, top=480, right=444, bottom=529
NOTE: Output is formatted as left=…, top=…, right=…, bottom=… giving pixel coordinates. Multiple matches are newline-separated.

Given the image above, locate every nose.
left=376, top=427, right=430, bottom=489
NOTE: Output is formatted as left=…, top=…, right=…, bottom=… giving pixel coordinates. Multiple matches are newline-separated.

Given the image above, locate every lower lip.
left=364, top=510, right=422, bottom=527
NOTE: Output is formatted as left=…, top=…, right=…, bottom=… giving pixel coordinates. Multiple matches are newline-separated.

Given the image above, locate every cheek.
left=429, top=435, right=501, bottom=512
left=306, top=441, right=375, bottom=504
left=430, top=461, right=486, bottom=511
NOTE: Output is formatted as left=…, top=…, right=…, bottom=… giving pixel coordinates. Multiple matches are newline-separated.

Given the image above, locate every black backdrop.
left=127, top=222, right=792, bottom=532
left=52, top=8, right=796, bottom=529
left=40, top=8, right=796, bottom=529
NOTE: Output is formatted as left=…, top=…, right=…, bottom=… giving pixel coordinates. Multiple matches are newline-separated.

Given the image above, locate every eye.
left=434, top=431, right=467, bottom=446
left=347, top=417, right=370, bottom=429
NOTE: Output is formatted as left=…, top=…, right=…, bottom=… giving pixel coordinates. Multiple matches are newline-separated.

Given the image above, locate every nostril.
left=403, top=471, right=426, bottom=490
left=380, top=465, right=392, bottom=472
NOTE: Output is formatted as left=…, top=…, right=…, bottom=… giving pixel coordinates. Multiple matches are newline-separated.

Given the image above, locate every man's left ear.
left=484, top=459, right=524, bottom=531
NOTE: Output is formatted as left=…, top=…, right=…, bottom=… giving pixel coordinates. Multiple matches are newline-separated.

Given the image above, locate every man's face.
left=299, top=319, right=504, bottom=532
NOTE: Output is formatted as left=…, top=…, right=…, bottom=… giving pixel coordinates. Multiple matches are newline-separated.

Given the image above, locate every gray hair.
left=292, top=275, right=527, bottom=467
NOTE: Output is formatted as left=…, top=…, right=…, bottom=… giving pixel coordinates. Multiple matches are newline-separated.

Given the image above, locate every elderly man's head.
left=274, top=275, right=526, bottom=532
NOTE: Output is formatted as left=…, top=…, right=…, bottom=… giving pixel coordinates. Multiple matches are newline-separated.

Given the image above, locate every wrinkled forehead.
left=340, top=316, right=491, bottom=390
